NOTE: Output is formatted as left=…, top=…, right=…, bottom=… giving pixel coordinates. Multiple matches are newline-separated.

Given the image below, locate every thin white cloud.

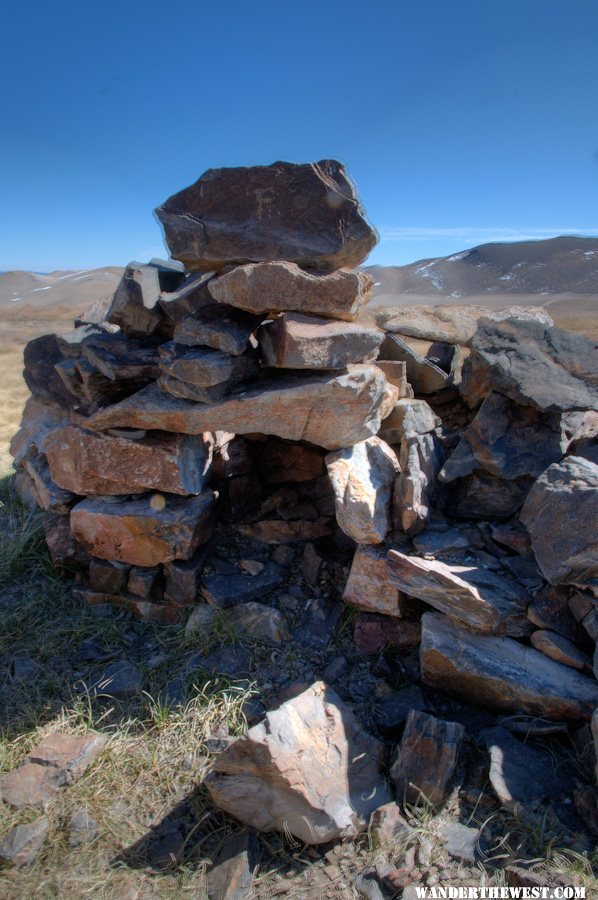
left=379, top=226, right=598, bottom=242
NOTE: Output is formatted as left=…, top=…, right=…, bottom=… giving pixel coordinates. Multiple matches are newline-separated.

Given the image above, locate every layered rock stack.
left=9, top=159, right=598, bottom=845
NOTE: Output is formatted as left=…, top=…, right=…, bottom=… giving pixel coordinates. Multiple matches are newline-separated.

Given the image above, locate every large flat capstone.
left=155, top=160, right=378, bottom=273
left=86, top=366, right=390, bottom=451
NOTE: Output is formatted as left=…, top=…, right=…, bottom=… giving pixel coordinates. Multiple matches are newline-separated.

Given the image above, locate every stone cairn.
left=10, top=159, right=598, bottom=845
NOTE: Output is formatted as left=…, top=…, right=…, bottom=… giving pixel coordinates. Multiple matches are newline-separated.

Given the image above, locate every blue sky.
left=2, top=0, right=598, bottom=271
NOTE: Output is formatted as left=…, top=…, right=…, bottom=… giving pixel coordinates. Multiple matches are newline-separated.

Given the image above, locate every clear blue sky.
left=2, top=0, right=598, bottom=272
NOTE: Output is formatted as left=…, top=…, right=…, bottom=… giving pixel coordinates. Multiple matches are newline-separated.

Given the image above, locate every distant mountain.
left=365, top=236, right=598, bottom=303
left=0, top=267, right=123, bottom=315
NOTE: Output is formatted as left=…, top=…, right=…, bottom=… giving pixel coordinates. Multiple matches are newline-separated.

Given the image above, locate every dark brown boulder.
left=155, top=160, right=377, bottom=274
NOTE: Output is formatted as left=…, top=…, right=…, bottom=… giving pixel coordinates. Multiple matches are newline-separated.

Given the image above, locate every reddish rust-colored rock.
left=211, top=261, right=375, bottom=321
left=45, top=426, right=212, bottom=496
left=420, top=612, right=598, bottom=720
left=70, top=492, right=216, bottom=566
left=391, top=710, right=465, bottom=808
left=205, top=681, right=390, bottom=844
left=73, top=588, right=181, bottom=624
left=258, top=312, right=383, bottom=370
left=155, top=160, right=377, bottom=274
left=87, top=366, right=390, bottom=451
left=343, top=544, right=416, bottom=618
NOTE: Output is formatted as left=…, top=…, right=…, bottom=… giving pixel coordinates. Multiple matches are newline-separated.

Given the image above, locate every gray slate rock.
left=155, top=159, right=377, bottom=274
left=207, top=828, right=258, bottom=900
left=68, top=809, right=98, bottom=848
left=90, top=660, right=142, bottom=699
left=0, top=817, right=49, bottom=867
left=520, top=454, right=598, bottom=586
left=461, top=318, right=598, bottom=411
left=201, top=563, right=286, bottom=609
left=482, top=726, right=573, bottom=810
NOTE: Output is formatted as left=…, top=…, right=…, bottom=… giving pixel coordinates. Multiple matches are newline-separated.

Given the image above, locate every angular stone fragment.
left=158, top=374, right=232, bottom=403
left=527, top=585, right=578, bottom=640
left=74, top=589, right=180, bottom=624
left=71, top=492, right=216, bottom=566
left=159, top=272, right=215, bottom=321
left=393, top=433, right=443, bottom=535
left=42, top=511, right=87, bottom=567
left=379, top=398, right=440, bottom=444
left=521, top=455, right=598, bottom=587
left=127, top=566, right=161, bottom=599
left=87, top=366, right=389, bottom=451
left=420, top=612, right=598, bottom=720
left=530, top=630, right=593, bottom=672
left=205, top=681, right=390, bottom=844
left=22, top=334, right=84, bottom=409
left=374, top=360, right=413, bottom=399
left=326, top=437, right=400, bottom=543
left=173, top=305, right=260, bottom=356
left=45, top=426, right=212, bottom=496
left=107, top=261, right=184, bottom=335
left=25, top=733, right=106, bottom=782
left=0, top=763, right=65, bottom=809
left=210, top=261, right=375, bottom=320
left=390, top=710, right=465, bottom=809
left=461, top=319, right=598, bottom=411
left=491, top=522, right=531, bottom=556
left=163, top=545, right=211, bottom=605
left=387, top=549, right=531, bottom=636
left=379, top=334, right=449, bottom=394
left=81, top=332, right=161, bottom=383
left=156, top=160, right=378, bottom=274
left=440, top=392, right=594, bottom=483
left=294, top=597, right=344, bottom=648
left=159, top=342, right=257, bottom=388
left=228, top=602, right=290, bottom=644
left=342, top=544, right=413, bottom=618
left=0, top=817, right=49, bottom=867
left=258, top=312, right=383, bottom=369
left=10, top=397, right=71, bottom=467
left=22, top=450, right=77, bottom=511
left=201, top=563, right=286, bottom=608
left=207, top=828, right=258, bottom=900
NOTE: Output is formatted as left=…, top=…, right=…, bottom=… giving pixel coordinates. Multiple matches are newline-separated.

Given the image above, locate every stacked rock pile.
left=9, top=159, right=598, bottom=846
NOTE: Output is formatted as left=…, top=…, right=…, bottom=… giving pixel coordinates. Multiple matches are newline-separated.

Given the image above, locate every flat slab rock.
left=1, top=733, right=105, bottom=809
left=45, top=426, right=212, bottom=496
left=258, top=312, right=383, bottom=369
left=391, top=710, right=465, bottom=809
left=205, top=681, right=391, bottom=844
left=210, top=261, right=374, bottom=321
left=520, top=454, right=598, bottom=587
left=173, top=304, right=260, bottom=356
left=326, top=437, right=400, bottom=543
left=200, top=563, right=286, bottom=608
left=461, top=318, right=598, bottom=412
left=87, top=366, right=390, bottom=451
left=387, top=549, right=531, bottom=636
left=155, top=159, right=377, bottom=274
left=394, top=433, right=443, bottom=536
left=420, top=612, right=598, bottom=720
left=439, top=391, right=596, bottom=483
left=71, top=492, right=216, bottom=566
left=373, top=304, right=554, bottom=346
